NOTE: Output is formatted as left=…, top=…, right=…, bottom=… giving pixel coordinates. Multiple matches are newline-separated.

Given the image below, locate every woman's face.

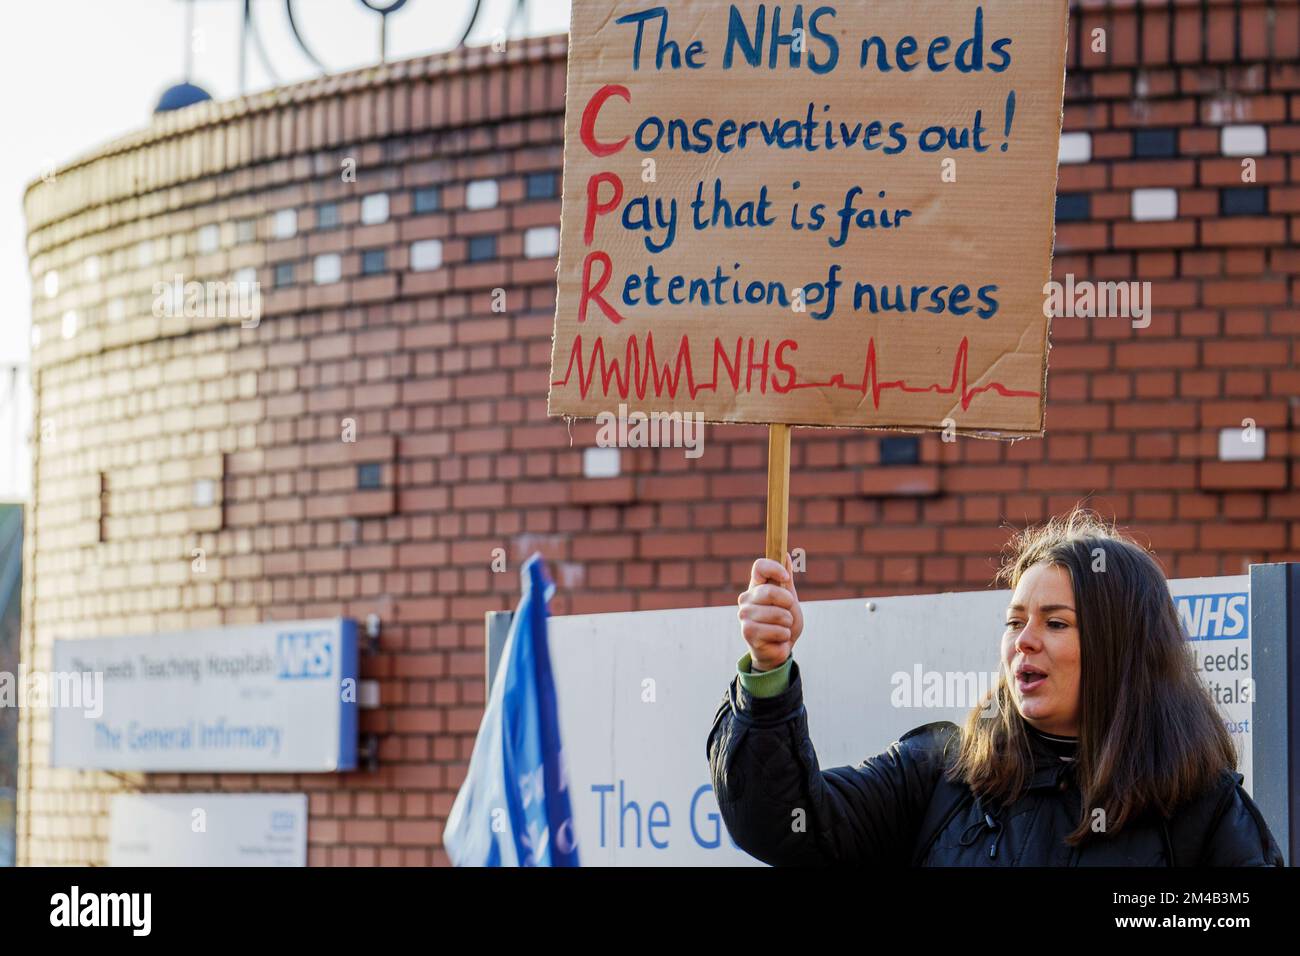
left=1001, top=562, right=1082, bottom=737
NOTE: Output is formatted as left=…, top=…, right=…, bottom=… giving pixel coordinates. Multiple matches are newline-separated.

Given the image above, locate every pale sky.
left=0, top=0, right=572, bottom=365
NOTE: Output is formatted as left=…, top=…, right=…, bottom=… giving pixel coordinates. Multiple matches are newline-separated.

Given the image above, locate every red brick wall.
left=19, top=4, right=1300, bottom=865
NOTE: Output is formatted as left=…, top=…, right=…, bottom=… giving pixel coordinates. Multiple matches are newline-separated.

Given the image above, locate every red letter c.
left=581, top=84, right=631, bottom=157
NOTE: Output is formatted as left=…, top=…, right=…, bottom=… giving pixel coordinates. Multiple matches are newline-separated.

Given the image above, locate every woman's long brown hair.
left=950, top=509, right=1238, bottom=844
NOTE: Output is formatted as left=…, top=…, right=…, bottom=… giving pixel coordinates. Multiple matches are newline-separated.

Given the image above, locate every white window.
left=1218, top=427, right=1266, bottom=462
left=583, top=447, right=621, bottom=479
left=272, top=209, right=298, bottom=240
left=1057, top=132, right=1091, bottom=165
left=466, top=179, right=499, bottom=210
left=524, top=226, right=560, bottom=259
left=410, top=239, right=443, bottom=271
left=313, top=254, right=342, bottom=284
left=1130, top=188, right=1177, bottom=222
left=361, top=193, right=390, bottom=225
left=197, top=224, right=221, bottom=254
left=1220, top=125, right=1266, bottom=157
left=193, top=478, right=216, bottom=507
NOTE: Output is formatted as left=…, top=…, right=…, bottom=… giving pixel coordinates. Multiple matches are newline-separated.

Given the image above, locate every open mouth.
left=1015, top=663, right=1048, bottom=693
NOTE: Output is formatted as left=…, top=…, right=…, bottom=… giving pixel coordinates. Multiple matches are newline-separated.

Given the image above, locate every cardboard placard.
left=549, top=0, right=1068, bottom=437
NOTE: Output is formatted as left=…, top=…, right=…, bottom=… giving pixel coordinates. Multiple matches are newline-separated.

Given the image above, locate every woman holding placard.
left=708, top=510, right=1282, bottom=866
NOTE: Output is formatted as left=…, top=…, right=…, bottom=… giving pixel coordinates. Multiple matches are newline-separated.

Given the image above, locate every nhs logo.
left=276, top=629, right=334, bottom=679
left=1175, top=593, right=1248, bottom=641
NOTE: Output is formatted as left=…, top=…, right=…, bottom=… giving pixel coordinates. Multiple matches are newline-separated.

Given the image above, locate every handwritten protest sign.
left=549, top=1, right=1068, bottom=437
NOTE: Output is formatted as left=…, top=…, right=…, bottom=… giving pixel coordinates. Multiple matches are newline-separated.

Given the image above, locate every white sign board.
left=1170, top=578, right=1251, bottom=785
left=547, top=576, right=1252, bottom=865
left=51, top=619, right=358, bottom=772
left=110, top=793, right=307, bottom=866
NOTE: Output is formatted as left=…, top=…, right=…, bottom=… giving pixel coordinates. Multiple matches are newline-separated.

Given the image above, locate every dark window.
left=357, top=463, right=383, bottom=490
left=412, top=186, right=441, bottom=214
left=1055, top=193, right=1091, bottom=223
left=317, top=202, right=340, bottom=229
left=274, top=262, right=295, bottom=288
left=361, top=249, right=387, bottom=275
left=1220, top=187, right=1267, bottom=217
left=880, top=436, right=920, bottom=466
left=1133, top=128, right=1177, bottom=159
left=235, top=218, right=257, bottom=244
left=468, top=236, right=496, bottom=262
left=526, top=171, right=558, bottom=200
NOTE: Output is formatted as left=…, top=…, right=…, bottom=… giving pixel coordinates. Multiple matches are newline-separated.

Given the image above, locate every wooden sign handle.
left=765, top=423, right=792, bottom=563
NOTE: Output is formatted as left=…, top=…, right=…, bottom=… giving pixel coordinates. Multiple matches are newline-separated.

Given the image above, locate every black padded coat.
left=707, top=661, right=1284, bottom=866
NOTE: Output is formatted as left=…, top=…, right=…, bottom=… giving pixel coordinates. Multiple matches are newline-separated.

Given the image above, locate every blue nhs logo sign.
left=276, top=629, right=335, bottom=679
left=1175, top=592, right=1248, bottom=642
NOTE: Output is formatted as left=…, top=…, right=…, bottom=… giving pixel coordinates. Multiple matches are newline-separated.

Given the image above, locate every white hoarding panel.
left=548, top=576, right=1252, bottom=865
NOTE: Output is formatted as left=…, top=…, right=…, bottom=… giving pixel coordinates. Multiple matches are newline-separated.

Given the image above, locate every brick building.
left=18, top=2, right=1300, bottom=865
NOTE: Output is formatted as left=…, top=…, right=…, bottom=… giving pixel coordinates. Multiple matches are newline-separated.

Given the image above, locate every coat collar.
left=1025, top=724, right=1078, bottom=790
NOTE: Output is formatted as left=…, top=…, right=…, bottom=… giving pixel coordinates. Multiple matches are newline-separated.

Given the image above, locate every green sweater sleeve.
left=736, top=652, right=793, bottom=698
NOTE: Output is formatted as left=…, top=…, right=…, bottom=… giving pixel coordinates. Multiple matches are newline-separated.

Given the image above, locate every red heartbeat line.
left=551, top=334, right=1041, bottom=410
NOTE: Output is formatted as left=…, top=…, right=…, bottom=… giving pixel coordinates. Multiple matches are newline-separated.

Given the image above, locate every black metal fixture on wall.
left=280, top=0, right=533, bottom=76
left=172, top=0, right=536, bottom=98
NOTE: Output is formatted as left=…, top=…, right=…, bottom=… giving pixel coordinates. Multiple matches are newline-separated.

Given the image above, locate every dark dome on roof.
left=154, top=82, right=213, bottom=114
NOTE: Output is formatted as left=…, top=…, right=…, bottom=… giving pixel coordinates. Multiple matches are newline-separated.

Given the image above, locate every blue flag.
left=444, top=554, right=580, bottom=866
